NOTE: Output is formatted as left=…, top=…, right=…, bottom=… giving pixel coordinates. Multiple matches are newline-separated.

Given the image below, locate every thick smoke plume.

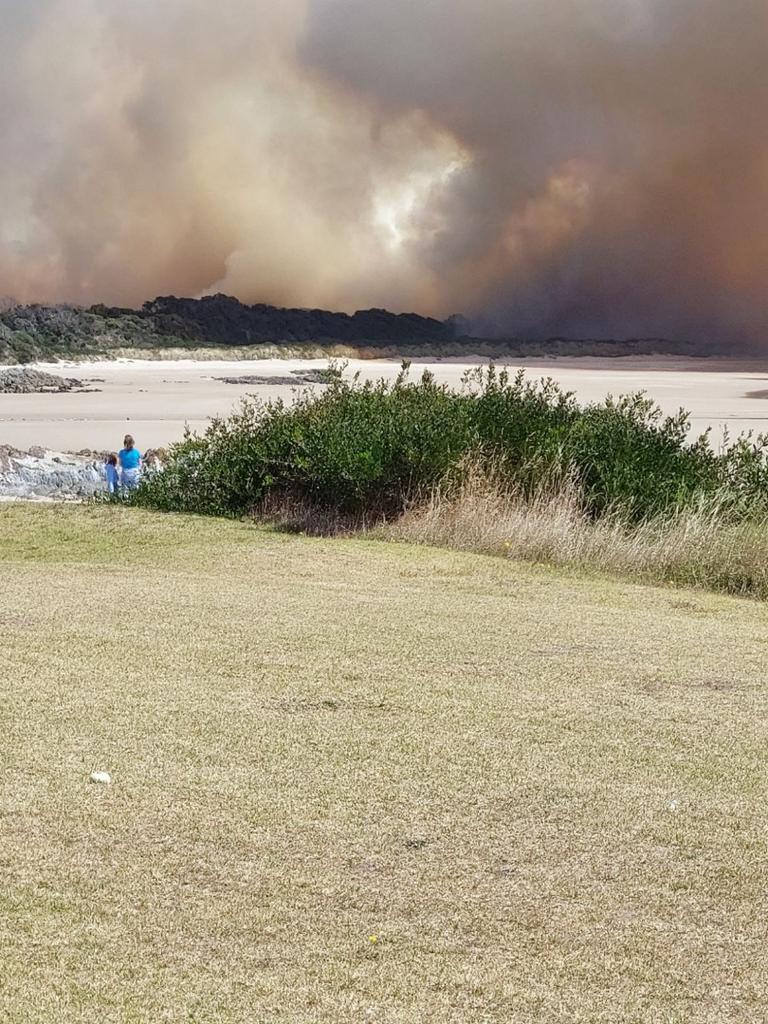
left=1, top=0, right=766, bottom=341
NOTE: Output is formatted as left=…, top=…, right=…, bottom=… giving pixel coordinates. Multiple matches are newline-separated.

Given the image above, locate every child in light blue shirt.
left=105, top=454, right=120, bottom=495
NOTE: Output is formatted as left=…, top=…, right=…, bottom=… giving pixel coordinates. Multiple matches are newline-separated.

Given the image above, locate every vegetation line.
left=2, top=293, right=717, bottom=364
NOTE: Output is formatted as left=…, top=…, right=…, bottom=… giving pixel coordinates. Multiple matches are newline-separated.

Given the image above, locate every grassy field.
left=1, top=504, right=767, bottom=1023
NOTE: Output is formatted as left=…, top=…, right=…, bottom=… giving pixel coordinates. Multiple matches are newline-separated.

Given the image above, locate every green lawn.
left=1, top=504, right=767, bottom=1023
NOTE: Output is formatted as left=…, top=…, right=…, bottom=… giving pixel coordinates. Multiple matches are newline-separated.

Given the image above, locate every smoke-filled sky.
left=1, top=0, right=767, bottom=340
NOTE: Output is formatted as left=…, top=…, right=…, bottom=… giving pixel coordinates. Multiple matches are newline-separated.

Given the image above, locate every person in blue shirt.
left=118, top=434, right=142, bottom=491
left=105, top=453, right=120, bottom=495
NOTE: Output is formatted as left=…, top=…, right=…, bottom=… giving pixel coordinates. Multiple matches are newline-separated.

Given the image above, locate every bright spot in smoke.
left=373, top=160, right=465, bottom=251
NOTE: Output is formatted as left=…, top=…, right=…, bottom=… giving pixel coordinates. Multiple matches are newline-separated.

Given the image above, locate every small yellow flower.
left=369, top=935, right=379, bottom=945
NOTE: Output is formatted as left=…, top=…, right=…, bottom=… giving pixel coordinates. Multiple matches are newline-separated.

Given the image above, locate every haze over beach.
left=1, top=0, right=767, bottom=345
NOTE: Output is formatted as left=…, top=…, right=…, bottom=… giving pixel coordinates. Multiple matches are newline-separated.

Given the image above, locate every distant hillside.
left=0, top=293, right=714, bottom=363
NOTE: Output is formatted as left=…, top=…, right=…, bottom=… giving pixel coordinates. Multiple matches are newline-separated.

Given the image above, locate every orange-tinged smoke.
left=1, top=0, right=767, bottom=342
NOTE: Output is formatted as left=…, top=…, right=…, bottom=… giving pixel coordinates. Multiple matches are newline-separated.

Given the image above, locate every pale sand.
left=1, top=355, right=767, bottom=451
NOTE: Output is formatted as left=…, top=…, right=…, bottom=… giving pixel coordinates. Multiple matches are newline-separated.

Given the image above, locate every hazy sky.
left=1, top=0, right=766, bottom=340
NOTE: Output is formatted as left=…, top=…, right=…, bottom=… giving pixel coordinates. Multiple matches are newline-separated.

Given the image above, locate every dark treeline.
left=0, top=293, right=716, bottom=363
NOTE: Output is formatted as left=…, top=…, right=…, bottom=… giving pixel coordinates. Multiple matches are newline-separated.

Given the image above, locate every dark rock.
left=0, top=368, right=83, bottom=394
left=215, top=368, right=337, bottom=387
left=216, top=375, right=298, bottom=386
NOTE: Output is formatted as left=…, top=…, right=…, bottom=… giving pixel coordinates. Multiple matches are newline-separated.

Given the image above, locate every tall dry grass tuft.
left=386, top=461, right=768, bottom=599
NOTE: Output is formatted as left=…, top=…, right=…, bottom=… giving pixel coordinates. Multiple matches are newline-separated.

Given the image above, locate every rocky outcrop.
left=0, top=368, right=85, bottom=393
left=0, top=447, right=164, bottom=500
left=215, top=367, right=340, bottom=386
left=0, top=447, right=105, bottom=500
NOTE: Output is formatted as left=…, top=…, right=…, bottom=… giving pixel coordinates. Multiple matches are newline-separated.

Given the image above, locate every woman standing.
left=118, top=434, right=142, bottom=491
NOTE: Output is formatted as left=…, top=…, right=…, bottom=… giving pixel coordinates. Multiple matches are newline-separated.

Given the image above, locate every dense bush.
left=132, top=365, right=768, bottom=523
left=0, top=294, right=712, bottom=364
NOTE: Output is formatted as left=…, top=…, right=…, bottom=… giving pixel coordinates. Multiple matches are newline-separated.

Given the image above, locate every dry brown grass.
left=1, top=503, right=768, bottom=1022
left=387, top=465, right=768, bottom=599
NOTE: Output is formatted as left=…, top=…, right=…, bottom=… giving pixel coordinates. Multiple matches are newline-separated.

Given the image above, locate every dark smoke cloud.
left=1, top=0, right=767, bottom=342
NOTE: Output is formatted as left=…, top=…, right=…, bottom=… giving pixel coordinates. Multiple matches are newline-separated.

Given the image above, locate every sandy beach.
left=1, top=355, right=767, bottom=452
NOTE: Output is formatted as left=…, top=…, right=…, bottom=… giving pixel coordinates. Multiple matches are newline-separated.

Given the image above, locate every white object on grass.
left=90, top=771, right=112, bottom=785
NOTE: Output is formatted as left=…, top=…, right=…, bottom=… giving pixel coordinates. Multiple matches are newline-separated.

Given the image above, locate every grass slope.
left=1, top=505, right=767, bottom=1023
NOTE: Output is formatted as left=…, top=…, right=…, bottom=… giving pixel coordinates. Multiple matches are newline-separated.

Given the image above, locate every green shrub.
left=132, top=365, right=768, bottom=523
